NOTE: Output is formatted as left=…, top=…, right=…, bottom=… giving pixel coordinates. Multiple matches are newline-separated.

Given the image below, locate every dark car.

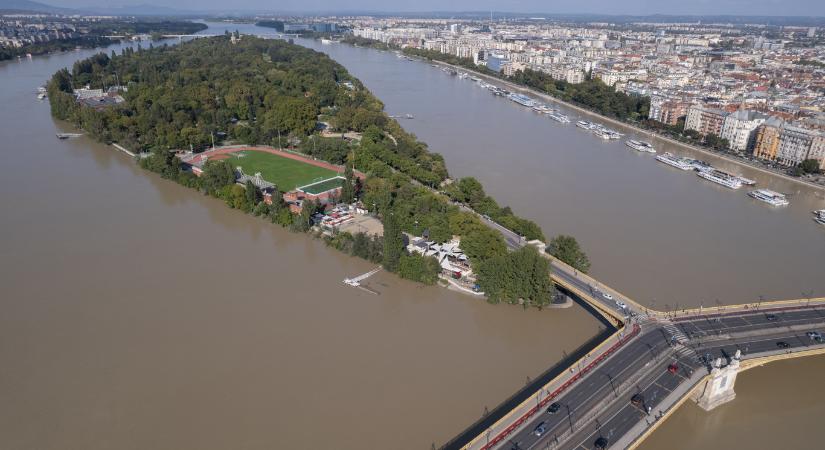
left=594, top=436, right=609, bottom=449
left=667, top=363, right=679, bottom=374
left=776, top=341, right=791, bottom=349
left=766, top=314, right=777, bottom=321
left=546, top=402, right=561, bottom=414
left=631, top=393, right=644, bottom=406
left=533, top=421, right=547, bottom=437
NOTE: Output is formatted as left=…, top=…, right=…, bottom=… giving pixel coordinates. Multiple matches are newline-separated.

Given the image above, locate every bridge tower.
left=692, top=350, right=741, bottom=411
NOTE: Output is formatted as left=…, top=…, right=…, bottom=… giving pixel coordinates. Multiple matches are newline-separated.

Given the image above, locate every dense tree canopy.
left=48, top=35, right=582, bottom=305
left=547, top=235, right=591, bottom=274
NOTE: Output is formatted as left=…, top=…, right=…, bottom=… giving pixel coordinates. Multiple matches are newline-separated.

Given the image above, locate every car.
left=631, top=393, right=643, bottom=406
left=546, top=402, right=561, bottom=414
left=766, top=314, right=777, bottom=321
left=615, top=300, right=626, bottom=310
left=667, top=363, right=679, bottom=374
left=602, top=292, right=614, bottom=301
left=533, top=422, right=547, bottom=437
left=594, top=436, right=609, bottom=449
left=806, top=331, right=823, bottom=342
left=776, top=341, right=791, bottom=349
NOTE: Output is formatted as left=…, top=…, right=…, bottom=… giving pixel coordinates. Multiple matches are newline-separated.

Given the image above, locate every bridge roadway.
left=483, top=306, right=825, bottom=450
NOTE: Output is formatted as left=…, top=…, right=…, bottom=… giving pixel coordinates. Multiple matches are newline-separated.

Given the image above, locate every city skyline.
left=16, top=0, right=825, bottom=18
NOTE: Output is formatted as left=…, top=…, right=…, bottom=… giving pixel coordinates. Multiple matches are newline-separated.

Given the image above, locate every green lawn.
left=230, top=151, right=338, bottom=190
left=300, top=177, right=345, bottom=194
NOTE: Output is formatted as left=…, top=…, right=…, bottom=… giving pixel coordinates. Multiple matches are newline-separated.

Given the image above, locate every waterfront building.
left=776, top=125, right=820, bottom=166
left=753, top=117, right=785, bottom=161
left=649, top=96, right=690, bottom=126
left=685, top=105, right=728, bottom=137
left=809, top=134, right=825, bottom=170
left=720, top=109, right=767, bottom=152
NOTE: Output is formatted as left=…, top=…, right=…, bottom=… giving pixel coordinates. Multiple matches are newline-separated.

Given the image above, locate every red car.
left=667, top=363, right=679, bottom=374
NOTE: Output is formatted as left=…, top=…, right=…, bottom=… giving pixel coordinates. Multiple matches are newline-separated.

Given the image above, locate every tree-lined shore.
left=48, top=34, right=587, bottom=307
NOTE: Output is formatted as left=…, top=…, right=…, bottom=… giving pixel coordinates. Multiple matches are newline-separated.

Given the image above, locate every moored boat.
left=697, top=169, right=743, bottom=189
left=748, top=189, right=789, bottom=206
left=655, top=152, right=693, bottom=170
left=626, top=140, right=655, bottom=153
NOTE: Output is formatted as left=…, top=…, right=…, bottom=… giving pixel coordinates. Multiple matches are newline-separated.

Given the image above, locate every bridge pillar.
left=692, top=350, right=741, bottom=411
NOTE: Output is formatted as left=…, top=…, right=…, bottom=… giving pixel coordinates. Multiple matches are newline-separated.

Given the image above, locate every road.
left=499, top=308, right=825, bottom=450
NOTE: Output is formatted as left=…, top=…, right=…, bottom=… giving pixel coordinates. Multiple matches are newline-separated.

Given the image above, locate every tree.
left=477, top=246, right=554, bottom=307
left=245, top=180, right=263, bottom=205
left=547, top=235, right=591, bottom=273
left=293, top=199, right=317, bottom=232
left=398, top=254, right=441, bottom=284
left=799, top=158, right=822, bottom=174
left=341, top=163, right=356, bottom=203
left=382, top=213, right=403, bottom=273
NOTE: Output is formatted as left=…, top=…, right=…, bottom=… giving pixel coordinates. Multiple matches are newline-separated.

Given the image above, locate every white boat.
left=508, top=93, right=535, bottom=107
left=737, top=176, right=756, bottom=186
left=626, top=140, right=656, bottom=153
left=547, top=112, right=570, bottom=123
left=594, top=129, right=612, bottom=140
left=37, top=92, right=47, bottom=100
left=655, top=152, right=694, bottom=170
left=576, top=120, right=593, bottom=130
left=813, top=209, right=825, bottom=218
left=748, top=189, right=789, bottom=206
left=697, top=169, right=743, bottom=189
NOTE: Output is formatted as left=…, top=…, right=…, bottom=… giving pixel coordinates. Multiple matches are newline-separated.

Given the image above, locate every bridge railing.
left=467, top=324, right=640, bottom=450
left=669, top=297, right=825, bottom=322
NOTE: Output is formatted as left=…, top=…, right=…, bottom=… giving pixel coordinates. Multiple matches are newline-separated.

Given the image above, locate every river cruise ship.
left=697, top=169, right=743, bottom=189
left=655, top=152, right=693, bottom=170
left=547, top=112, right=570, bottom=123
left=508, top=93, right=535, bottom=107
left=626, top=140, right=656, bottom=153
left=748, top=189, right=789, bottom=206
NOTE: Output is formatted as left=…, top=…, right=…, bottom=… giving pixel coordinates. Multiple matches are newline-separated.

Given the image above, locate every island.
left=46, top=33, right=589, bottom=307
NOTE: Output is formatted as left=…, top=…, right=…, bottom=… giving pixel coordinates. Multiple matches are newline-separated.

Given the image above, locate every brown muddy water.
left=0, top=43, right=598, bottom=450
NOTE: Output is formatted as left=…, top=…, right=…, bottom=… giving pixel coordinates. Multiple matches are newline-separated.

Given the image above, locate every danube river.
left=0, top=37, right=600, bottom=450
left=0, top=22, right=822, bottom=450
left=284, top=34, right=825, bottom=309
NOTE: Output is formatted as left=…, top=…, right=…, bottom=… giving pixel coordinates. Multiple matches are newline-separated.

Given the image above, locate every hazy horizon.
left=22, top=0, right=825, bottom=18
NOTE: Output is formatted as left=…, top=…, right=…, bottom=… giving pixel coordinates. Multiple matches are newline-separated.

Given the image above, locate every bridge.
left=441, top=226, right=825, bottom=450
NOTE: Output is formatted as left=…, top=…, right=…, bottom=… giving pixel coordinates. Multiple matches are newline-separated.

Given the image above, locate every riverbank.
left=423, top=58, right=825, bottom=193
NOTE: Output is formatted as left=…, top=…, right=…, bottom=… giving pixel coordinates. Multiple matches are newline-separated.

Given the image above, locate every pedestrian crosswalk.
left=663, top=322, right=689, bottom=344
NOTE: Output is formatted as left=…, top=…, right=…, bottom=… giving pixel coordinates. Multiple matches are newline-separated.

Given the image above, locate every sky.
left=36, top=0, right=825, bottom=17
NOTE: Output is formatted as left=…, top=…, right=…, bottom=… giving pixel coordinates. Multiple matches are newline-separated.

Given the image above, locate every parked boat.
left=626, top=140, right=656, bottom=153
left=697, top=169, right=743, bottom=189
left=547, top=112, right=570, bottom=123
left=593, top=129, right=612, bottom=140
left=655, top=153, right=695, bottom=170
left=576, top=120, right=593, bottom=130
left=748, top=189, right=789, bottom=206
left=737, top=176, right=756, bottom=186
left=508, top=93, right=535, bottom=107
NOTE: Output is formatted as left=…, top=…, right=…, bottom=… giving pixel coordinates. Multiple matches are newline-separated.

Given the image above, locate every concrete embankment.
left=427, top=59, right=825, bottom=193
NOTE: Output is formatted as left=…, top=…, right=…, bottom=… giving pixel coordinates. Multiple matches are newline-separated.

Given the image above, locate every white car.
left=602, top=292, right=614, bottom=301
left=615, top=300, right=627, bottom=310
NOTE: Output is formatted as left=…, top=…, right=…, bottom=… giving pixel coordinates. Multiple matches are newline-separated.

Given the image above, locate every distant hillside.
left=0, top=0, right=75, bottom=14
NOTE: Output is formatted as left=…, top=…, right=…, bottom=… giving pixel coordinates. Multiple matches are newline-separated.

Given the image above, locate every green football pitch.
left=230, top=151, right=338, bottom=190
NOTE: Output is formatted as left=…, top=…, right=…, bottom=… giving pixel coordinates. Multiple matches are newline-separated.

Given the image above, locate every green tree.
left=477, top=246, right=554, bottom=307
left=547, top=235, right=591, bottom=273
left=398, top=253, right=441, bottom=284
left=799, top=159, right=822, bottom=174
left=382, top=213, right=403, bottom=273
left=341, top=163, right=356, bottom=203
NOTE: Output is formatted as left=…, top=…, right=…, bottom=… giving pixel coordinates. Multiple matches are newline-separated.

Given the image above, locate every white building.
left=720, top=109, right=767, bottom=152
